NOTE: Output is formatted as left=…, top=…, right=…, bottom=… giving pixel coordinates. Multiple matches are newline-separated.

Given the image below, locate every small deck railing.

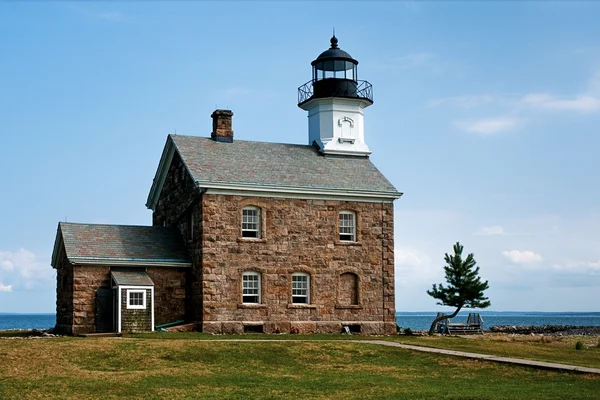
left=297, top=79, right=373, bottom=104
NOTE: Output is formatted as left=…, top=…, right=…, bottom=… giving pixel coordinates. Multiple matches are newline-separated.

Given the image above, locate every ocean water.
left=396, top=312, right=600, bottom=331
left=1, top=312, right=599, bottom=331
left=0, top=314, right=56, bottom=331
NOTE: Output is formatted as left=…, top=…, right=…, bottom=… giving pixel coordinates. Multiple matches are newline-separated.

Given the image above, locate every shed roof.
left=111, top=270, right=154, bottom=286
left=51, top=222, right=191, bottom=268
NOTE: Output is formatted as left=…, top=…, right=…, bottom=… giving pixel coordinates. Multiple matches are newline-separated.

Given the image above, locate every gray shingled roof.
left=171, top=135, right=399, bottom=194
left=52, top=223, right=190, bottom=267
left=111, top=270, right=154, bottom=286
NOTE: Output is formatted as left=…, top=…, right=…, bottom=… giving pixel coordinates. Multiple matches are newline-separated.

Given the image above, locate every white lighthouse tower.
left=298, top=35, right=373, bottom=157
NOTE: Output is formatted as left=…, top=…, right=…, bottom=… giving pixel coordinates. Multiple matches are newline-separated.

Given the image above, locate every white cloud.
left=0, top=283, right=12, bottom=292
left=395, top=247, right=440, bottom=286
left=0, top=249, right=53, bottom=289
left=478, top=226, right=505, bottom=236
left=502, top=250, right=543, bottom=264
left=455, top=116, right=522, bottom=135
left=521, top=93, right=600, bottom=113
left=553, top=260, right=600, bottom=271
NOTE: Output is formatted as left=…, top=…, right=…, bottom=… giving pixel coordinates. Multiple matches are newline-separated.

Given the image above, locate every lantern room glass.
left=313, top=61, right=357, bottom=82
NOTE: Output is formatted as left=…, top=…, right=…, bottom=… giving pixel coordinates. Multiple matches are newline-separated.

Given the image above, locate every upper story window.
left=242, top=271, right=261, bottom=304
left=292, top=272, right=310, bottom=304
left=242, top=206, right=261, bottom=238
left=339, top=211, right=356, bottom=241
left=127, top=290, right=146, bottom=310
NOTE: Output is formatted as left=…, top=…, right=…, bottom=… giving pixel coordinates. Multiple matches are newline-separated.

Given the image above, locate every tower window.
left=339, top=211, right=356, bottom=242
left=242, top=206, right=261, bottom=238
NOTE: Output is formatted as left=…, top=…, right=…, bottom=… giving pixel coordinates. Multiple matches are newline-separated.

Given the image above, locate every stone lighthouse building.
left=51, top=36, right=402, bottom=335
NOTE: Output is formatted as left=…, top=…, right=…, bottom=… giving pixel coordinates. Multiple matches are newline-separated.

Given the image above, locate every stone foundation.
left=203, top=320, right=395, bottom=335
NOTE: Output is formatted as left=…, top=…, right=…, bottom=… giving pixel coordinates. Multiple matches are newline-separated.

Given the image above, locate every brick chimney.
left=211, top=109, right=234, bottom=143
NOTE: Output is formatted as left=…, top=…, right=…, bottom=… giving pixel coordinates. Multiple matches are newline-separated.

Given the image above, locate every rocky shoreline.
left=488, top=325, right=600, bottom=336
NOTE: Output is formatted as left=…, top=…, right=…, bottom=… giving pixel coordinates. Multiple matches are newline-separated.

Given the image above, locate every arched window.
left=242, top=206, right=261, bottom=238
left=291, top=272, right=310, bottom=304
left=339, top=211, right=356, bottom=241
left=338, top=272, right=359, bottom=305
left=242, top=271, right=261, bottom=304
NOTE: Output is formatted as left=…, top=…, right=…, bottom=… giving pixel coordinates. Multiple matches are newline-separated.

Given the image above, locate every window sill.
left=287, top=304, right=317, bottom=309
left=335, top=241, right=362, bottom=246
left=237, top=303, right=267, bottom=309
left=335, top=304, right=363, bottom=310
left=237, top=237, right=267, bottom=243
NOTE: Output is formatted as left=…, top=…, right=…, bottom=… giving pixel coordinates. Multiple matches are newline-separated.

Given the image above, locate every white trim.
left=151, top=286, right=155, bottom=332
left=117, top=287, right=122, bottom=333
left=242, top=271, right=262, bottom=304
left=115, top=285, right=154, bottom=333
left=70, top=259, right=191, bottom=268
left=146, top=139, right=176, bottom=211
left=241, top=206, right=261, bottom=238
left=126, top=289, right=146, bottom=309
left=292, top=272, right=310, bottom=304
left=204, top=186, right=400, bottom=203
left=339, top=210, right=356, bottom=242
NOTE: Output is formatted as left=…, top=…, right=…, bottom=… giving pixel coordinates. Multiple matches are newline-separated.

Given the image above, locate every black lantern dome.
left=298, top=36, right=373, bottom=106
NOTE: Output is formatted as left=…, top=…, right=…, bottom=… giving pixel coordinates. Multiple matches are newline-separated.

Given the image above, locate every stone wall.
left=54, top=249, right=73, bottom=334
left=200, top=194, right=396, bottom=335
left=72, top=265, right=111, bottom=335
left=120, top=288, right=152, bottom=333
left=147, top=267, right=186, bottom=326
left=152, top=150, right=203, bottom=322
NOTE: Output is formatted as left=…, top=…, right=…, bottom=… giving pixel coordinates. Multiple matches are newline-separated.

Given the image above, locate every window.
left=127, top=290, right=146, bottom=309
left=242, top=206, right=261, bottom=238
left=339, top=211, right=356, bottom=241
left=292, top=272, right=310, bottom=304
left=242, top=272, right=261, bottom=304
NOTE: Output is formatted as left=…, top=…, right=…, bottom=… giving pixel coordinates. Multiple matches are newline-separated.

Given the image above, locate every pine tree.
left=427, top=242, right=491, bottom=335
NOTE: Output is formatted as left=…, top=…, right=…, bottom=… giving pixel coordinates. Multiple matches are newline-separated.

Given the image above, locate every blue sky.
left=1, top=2, right=599, bottom=313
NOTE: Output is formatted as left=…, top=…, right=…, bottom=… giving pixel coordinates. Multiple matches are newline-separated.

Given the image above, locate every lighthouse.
left=298, top=35, right=373, bottom=157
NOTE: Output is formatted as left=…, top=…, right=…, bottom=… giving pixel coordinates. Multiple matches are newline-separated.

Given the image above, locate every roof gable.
left=147, top=135, right=401, bottom=210
left=51, top=222, right=191, bottom=268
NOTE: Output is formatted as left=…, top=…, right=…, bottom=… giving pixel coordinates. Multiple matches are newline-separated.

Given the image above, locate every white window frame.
left=126, top=289, right=146, bottom=310
left=292, top=272, right=310, bottom=304
left=242, top=206, right=261, bottom=238
left=339, top=211, right=356, bottom=242
left=242, top=271, right=261, bottom=304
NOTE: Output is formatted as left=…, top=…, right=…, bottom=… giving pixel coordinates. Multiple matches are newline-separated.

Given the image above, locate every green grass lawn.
left=0, top=336, right=598, bottom=399
left=128, top=331, right=600, bottom=369
left=388, top=333, right=600, bottom=369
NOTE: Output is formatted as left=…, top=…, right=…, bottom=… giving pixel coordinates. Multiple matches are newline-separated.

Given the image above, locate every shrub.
left=396, top=325, right=402, bottom=333
left=403, top=328, right=413, bottom=336
left=575, top=341, right=584, bottom=350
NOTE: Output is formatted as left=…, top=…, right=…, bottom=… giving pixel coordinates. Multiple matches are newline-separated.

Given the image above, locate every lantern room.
left=298, top=35, right=373, bottom=106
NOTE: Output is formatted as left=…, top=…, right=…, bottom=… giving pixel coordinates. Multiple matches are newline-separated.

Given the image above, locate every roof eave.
left=198, top=181, right=402, bottom=201
left=69, top=258, right=192, bottom=268
left=147, top=135, right=199, bottom=211
left=50, top=223, right=64, bottom=269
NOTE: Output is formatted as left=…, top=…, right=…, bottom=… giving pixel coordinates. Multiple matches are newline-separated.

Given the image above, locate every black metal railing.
left=297, top=79, right=373, bottom=105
